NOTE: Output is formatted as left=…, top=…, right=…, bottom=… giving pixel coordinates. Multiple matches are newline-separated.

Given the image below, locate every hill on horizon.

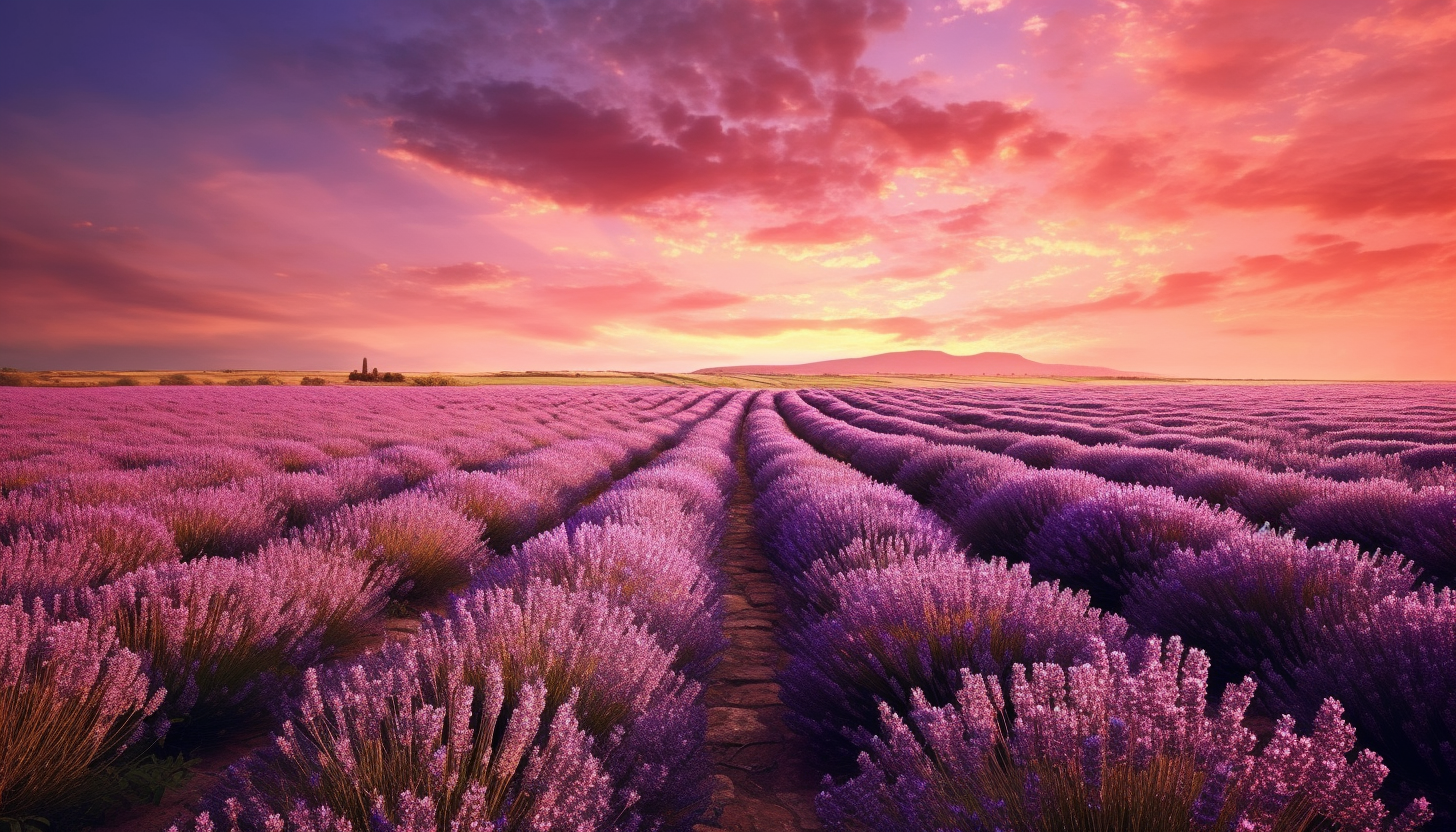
left=693, top=350, right=1159, bottom=378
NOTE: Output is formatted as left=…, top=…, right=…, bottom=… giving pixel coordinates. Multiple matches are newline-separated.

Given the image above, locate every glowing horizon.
left=2, top=0, right=1454, bottom=380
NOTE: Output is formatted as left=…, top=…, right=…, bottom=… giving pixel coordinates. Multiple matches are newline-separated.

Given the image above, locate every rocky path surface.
left=697, top=434, right=822, bottom=832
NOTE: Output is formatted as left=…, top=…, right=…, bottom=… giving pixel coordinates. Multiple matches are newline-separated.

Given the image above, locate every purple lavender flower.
left=1313, top=451, right=1408, bottom=483
left=1, top=534, right=102, bottom=600
left=758, top=479, right=957, bottom=580
left=163, top=447, right=274, bottom=489
left=906, top=448, right=1028, bottom=511
left=1283, top=476, right=1417, bottom=555
left=4, top=500, right=178, bottom=597
left=1170, top=457, right=1266, bottom=509
left=254, top=440, right=332, bottom=474
left=1055, top=445, right=1203, bottom=488
left=1286, top=478, right=1456, bottom=580
left=440, top=432, right=540, bottom=470
left=248, top=539, right=395, bottom=656
left=893, top=446, right=1008, bottom=501
left=847, top=433, right=931, bottom=483
left=253, top=472, right=346, bottom=529
left=321, top=455, right=407, bottom=504
left=1402, top=445, right=1456, bottom=470
left=1393, top=488, right=1456, bottom=581
left=423, top=469, right=540, bottom=549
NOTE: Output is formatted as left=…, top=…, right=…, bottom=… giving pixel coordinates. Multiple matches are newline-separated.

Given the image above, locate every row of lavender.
left=176, top=394, right=747, bottom=831
left=0, top=388, right=729, bottom=824
left=801, top=390, right=1456, bottom=583
left=0, top=387, right=705, bottom=529
left=0, top=387, right=703, bottom=492
left=776, top=391, right=1455, bottom=824
left=857, top=384, right=1456, bottom=469
left=749, top=395, right=1434, bottom=831
left=0, top=388, right=711, bottom=597
left=828, top=386, right=1456, bottom=479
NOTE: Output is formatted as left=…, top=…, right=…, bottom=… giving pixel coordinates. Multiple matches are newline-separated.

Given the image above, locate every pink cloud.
left=965, top=239, right=1453, bottom=333
left=657, top=314, right=938, bottom=340
left=746, top=216, right=875, bottom=244
left=401, top=261, right=518, bottom=287
left=1214, top=156, right=1456, bottom=218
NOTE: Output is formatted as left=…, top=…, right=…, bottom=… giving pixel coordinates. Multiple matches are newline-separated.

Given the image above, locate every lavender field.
left=3, top=384, right=1455, bottom=832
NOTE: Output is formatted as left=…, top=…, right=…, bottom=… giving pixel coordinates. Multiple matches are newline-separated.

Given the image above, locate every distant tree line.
left=348, top=357, right=404, bottom=383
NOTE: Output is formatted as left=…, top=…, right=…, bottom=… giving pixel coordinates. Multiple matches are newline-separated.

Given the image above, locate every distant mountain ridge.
left=693, top=350, right=1158, bottom=377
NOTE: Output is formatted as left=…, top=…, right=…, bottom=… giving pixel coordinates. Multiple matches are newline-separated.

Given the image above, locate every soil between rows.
left=696, top=432, right=822, bottom=832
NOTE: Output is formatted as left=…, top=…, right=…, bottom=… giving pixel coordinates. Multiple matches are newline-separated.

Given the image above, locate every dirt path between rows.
left=696, top=431, right=822, bottom=832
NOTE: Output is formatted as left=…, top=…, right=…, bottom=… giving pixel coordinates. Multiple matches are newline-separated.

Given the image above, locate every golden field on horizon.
left=0, top=368, right=1421, bottom=389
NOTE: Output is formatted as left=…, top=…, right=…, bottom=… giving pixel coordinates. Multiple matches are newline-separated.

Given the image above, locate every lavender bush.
left=163, top=448, right=273, bottom=489
left=903, top=447, right=1027, bottom=509
left=1056, top=445, right=1203, bottom=488
left=572, top=470, right=726, bottom=545
left=1, top=535, right=102, bottom=600
left=481, top=522, right=727, bottom=679
left=1314, top=451, right=1409, bottom=483
left=72, top=555, right=371, bottom=727
left=893, top=446, right=1004, bottom=501
left=1393, top=489, right=1456, bottom=581
left=252, top=472, right=346, bottom=529
left=792, top=536, right=967, bottom=618
left=254, top=440, right=332, bottom=474
left=320, top=455, right=406, bottom=504
left=152, top=485, right=284, bottom=560
left=373, top=444, right=453, bottom=487
left=0, top=602, right=165, bottom=818
left=1287, top=479, right=1456, bottom=580
left=299, top=492, right=485, bottom=601
left=819, top=637, right=1431, bottom=832
left=947, top=469, right=1108, bottom=560
left=424, top=469, right=540, bottom=549
left=418, top=581, right=708, bottom=829
left=1001, top=435, right=1086, bottom=469
left=779, top=555, right=1126, bottom=760
left=1284, top=477, right=1418, bottom=557
left=3, top=504, right=179, bottom=596
left=1215, top=471, right=1321, bottom=528
left=1284, top=586, right=1456, bottom=801
left=180, top=646, right=612, bottom=832
left=247, top=539, right=395, bottom=656
left=1121, top=533, right=1419, bottom=687
left=758, top=477, right=956, bottom=585
left=1025, top=486, right=1250, bottom=609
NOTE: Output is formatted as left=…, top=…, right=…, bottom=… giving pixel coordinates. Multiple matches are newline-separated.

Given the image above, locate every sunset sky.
left=2, top=0, right=1453, bottom=378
